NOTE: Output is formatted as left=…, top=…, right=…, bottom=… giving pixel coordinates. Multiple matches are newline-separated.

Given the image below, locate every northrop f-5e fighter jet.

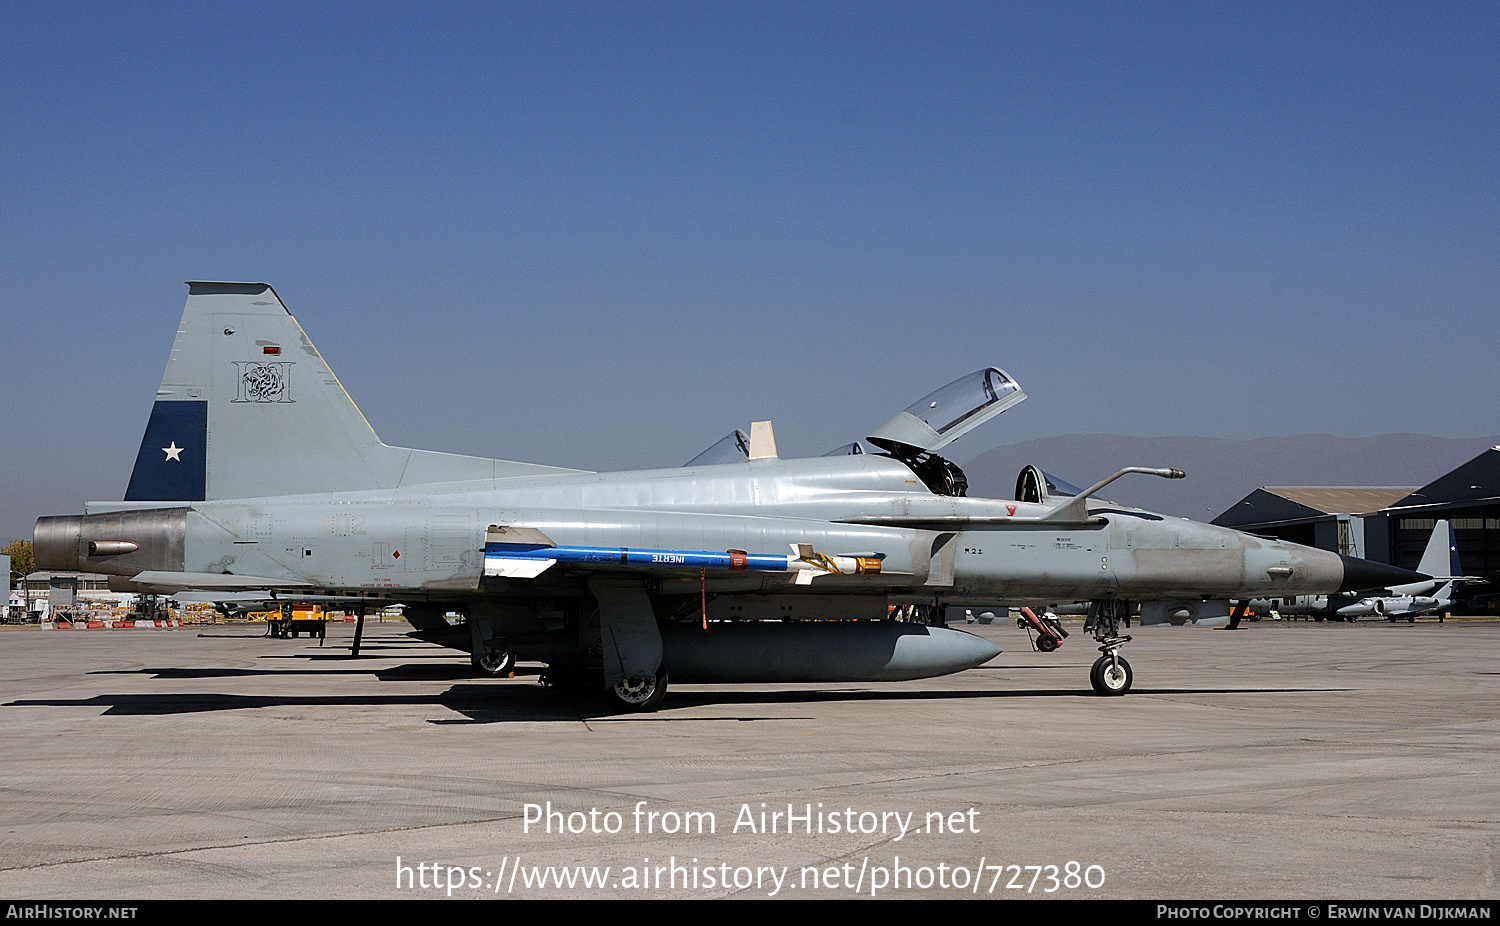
left=34, top=283, right=1425, bottom=709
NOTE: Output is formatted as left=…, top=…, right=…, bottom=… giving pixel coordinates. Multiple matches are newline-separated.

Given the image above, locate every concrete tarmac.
left=0, top=617, right=1496, bottom=900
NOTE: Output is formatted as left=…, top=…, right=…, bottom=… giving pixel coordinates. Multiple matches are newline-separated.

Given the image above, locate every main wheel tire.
left=1090, top=655, right=1132, bottom=696
left=602, top=671, right=669, bottom=712
left=471, top=649, right=517, bottom=677
left=1036, top=635, right=1059, bottom=653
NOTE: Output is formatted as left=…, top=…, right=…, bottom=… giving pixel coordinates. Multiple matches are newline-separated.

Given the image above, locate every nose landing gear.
left=1090, top=653, right=1132, bottom=695
left=1085, top=599, right=1133, bottom=696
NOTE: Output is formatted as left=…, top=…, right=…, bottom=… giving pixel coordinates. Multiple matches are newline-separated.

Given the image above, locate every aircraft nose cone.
left=1338, top=554, right=1428, bottom=593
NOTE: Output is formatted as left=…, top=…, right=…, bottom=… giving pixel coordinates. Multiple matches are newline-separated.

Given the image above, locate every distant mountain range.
left=962, top=433, right=1500, bottom=520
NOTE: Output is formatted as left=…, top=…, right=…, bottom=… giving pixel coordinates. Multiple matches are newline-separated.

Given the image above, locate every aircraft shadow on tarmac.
left=89, top=664, right=486, bottom=681
left=4, top=681, right=1350, bottom=723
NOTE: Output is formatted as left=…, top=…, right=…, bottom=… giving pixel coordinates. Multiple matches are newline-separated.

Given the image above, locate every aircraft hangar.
left=1214, top=446, right=1500, bottom=605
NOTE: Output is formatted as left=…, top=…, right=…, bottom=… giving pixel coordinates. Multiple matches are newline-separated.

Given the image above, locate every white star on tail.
left=162, top=442, right=183, bottom=462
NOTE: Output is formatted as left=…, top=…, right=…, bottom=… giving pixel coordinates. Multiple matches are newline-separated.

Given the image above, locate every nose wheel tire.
left=603, top=671, right=669, bottom=712
left=472, top=649, right=517, bottom=677
left=1090, top=655, right=1132, bottom=696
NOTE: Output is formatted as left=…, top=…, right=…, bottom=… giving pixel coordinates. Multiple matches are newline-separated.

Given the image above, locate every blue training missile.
left=484, top=530, right=883, bottom=585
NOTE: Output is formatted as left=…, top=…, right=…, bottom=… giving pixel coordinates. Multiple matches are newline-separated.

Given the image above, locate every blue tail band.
left=124, top=401, right=208, bottom=501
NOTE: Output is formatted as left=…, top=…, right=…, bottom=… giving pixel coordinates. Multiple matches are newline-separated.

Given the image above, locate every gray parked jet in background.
left=34, top=283, right=1425, bottom=709
left=1336, top=520, right=1474, bottom=621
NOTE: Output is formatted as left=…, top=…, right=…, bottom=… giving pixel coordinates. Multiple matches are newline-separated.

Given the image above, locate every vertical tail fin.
left=1415, top=520, right=1457, bottom=579
left=126, top=282, right=392, bottom=500
left=124, top=282, right=577, bottom=502
left=1428, top=520, right=1463, bottom=607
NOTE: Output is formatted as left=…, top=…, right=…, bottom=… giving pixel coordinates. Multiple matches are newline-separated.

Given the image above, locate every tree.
left=4, top=540, right=34, bottom=588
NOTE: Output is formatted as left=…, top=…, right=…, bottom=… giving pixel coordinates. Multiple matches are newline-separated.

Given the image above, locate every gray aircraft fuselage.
left=46, top=453, right=1357, bottom=604
left=33, top=281, right=1426, bottom=707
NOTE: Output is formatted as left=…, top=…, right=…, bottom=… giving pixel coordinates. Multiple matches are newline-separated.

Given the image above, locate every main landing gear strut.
left=1084, top=599, right=1133, bottom=696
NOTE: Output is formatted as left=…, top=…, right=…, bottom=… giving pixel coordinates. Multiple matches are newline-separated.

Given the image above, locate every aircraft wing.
left=125, top=571, right=316, bottom=594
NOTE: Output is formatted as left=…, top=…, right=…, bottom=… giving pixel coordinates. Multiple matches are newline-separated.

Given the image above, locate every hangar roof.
left=1390, top=446, right=1500, bottom=511
left=1266, top=487, right=1416, bottom=514
left=1215, top=446, right=1500, bottom=528
left=1213, top=486, right=1415, bottom=528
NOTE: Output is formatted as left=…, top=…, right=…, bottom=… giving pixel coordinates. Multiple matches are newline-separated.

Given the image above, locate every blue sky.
left=2, top=3, right=1497, bottom=540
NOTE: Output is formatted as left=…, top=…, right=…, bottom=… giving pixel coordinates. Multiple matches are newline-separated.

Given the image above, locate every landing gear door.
left=867, top=367, right=1025, bottom=456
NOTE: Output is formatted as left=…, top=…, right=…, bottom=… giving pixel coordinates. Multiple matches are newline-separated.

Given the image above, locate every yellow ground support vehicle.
left=251, top=604, right=328, bottom=640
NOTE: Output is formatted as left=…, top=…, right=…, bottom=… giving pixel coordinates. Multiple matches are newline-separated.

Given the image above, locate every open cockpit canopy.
left=683, top=429, right=751, bottom=467
left=868, top=367, right=1025, bottom=457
